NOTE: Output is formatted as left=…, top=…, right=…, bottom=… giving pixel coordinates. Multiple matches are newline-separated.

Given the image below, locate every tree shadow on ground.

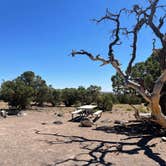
left=35, top=121, right=166, bottom=166
left=68, top=115, right=83, bottom=122
left=95, top=121, right=166, bottom=165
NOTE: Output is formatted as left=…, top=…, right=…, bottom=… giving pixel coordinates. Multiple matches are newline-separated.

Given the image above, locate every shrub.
left=48, top=87, right=61, bottom=106
left=76, top=86, right=87, bottom=105
left=0, top=80, right=34, bottom=109
left=0, top=71, right=52, bottom=108
left=86, top=85, right=101, bottom=104
left=116, top=94, right=142, bottom=104
left=33, top=76, right=50, bottom=106
left=97, top=94, right=113, bottom=112
left=61, top=88, right=78, bottom=107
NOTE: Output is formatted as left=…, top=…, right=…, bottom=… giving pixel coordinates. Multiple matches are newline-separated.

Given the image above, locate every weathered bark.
left=72, top=54, right=166, bottom=128
left=132, top=69, right=166, bottom=127
left=71, top=0, right=166, bottom=128
left=150, top=69, right=166, bottom=127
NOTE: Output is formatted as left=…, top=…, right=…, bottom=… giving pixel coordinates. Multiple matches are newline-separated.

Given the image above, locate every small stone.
left=80, top=118, right=93, bottom=127
left=161, top=137, right=166, bottom=142
left=17, top=111, right=27, bottom=116
left=0, top=110, right=7, bottom=118
left=57, top=113, right=63, bottom=117
left=53, top=121, right=63, bottom=125
left=41, top=122, right=47, bottom=125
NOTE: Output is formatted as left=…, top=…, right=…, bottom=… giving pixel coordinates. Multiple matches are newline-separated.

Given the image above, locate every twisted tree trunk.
left=71, top=0, right=166, bottom=128
left=150, top=69, right=166, bottom=127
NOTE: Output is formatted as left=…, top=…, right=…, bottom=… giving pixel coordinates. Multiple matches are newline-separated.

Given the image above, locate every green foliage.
left=33, top=76, right=49, bottom=106
left=0, top=71, right=51, bottom=108
left=0, top=71, right=116, bottom=109
left=130, top=54, right=161, bottom=92
left=17, top=71, right=35, bottom=86
left=61, top=88, right=78, bottom=107
left=0, top=70, right=105, bottom=109
left=107, top=93, right=118, bottom=104
left=76, top=85, right=101, bottom=105
left=48, top=87, right=61, bottom=106
left=77, top=86, right=87, bottom=105
left=116, top=94, right=142, bottom=104
left=86, top=85, right=101, bottom=104
left=111, top=73, right=124, bottom=94
left=111, top=52, right=165, bottom=104
left=97, top=94, right=113, bottom=112
left=0, top=80, right=34, bottom=109
left=61, top=85, right=101, bottom=107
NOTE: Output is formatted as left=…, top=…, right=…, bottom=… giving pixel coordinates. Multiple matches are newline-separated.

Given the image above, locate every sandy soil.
left=0, top=103, right=165, bottom=166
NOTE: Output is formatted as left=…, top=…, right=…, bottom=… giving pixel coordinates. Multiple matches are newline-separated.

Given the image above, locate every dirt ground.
left=0, top=102, right=165, bottom=166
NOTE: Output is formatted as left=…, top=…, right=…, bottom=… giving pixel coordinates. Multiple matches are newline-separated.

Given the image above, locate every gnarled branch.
left=158, top=14, right=166, bottom=29
left=127, top=80, right=151, bottom=103
left=126, top=18, right=147, bottom=76
left=71, top=50, right=110, bottom=66
left=71, top=50, right=151, bottom=103
left=147, top=0, right=164, bottom=45
left=71, top=0, right=166, bottom=128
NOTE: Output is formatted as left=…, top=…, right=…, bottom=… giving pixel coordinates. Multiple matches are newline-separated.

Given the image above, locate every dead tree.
left=71, top=0, right=166, bottom=128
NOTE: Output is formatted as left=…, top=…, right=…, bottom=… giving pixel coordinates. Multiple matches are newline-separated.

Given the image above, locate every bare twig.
left=147, top=0, right=164, bottom=45
left=126, top=18, right=146, bottom=76
left=158, top=14, right=166, bottom=29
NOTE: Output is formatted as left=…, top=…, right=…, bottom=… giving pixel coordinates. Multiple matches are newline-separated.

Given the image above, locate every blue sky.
left=0, top=0, right=164, bottom=91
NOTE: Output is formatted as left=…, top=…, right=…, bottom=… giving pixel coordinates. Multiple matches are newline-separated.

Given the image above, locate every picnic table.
left=71, top=105, right=102, bottom=120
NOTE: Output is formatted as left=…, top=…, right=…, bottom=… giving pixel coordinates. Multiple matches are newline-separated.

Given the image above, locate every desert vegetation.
left=0, top=71, right=115, bottom=111
left=72, top=0, right=166, bottom=128
left=1, top=49, right=165, bottom=114
left=0, top=0, right=165, bottom=165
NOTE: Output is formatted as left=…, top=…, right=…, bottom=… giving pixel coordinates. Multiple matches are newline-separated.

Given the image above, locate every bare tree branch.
left=147, top=0, right=164, bottom=45
left=152, top=38, right=156, bottom=49
left=126, top=80, right=151, bottom=103
left=158, top=14, right=166, bottom=29
left=92, top=8, right=125, bottom=23
left=126, top=18, right=146, bottom=76
left=71, top=0, right=166, bottom=127
left=107, top=10, right=123, bottom=57
left=71, top=50, right=110, bottom=66
left=71, top=6, right=153, bottom=103
left=71, top=49, right=151, bottom=103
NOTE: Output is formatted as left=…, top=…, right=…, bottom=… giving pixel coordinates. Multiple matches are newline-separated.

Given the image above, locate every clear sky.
left=0, top=0, right=165, bottom=91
